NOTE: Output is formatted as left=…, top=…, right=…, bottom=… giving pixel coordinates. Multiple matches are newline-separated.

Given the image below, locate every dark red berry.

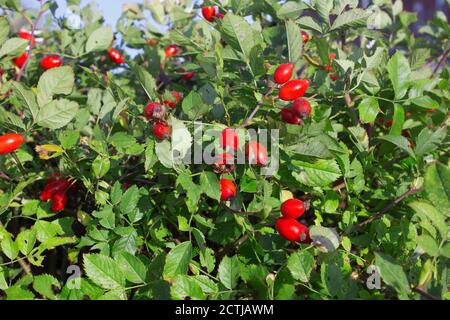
left=292, top=98, right=311, bottom=118
left=153, top=121, right=171, bottom=140
left=220, top=178, right=236, bottom=201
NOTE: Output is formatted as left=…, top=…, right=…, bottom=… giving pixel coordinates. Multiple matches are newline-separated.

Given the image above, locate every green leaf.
left=85, top=26, right=114, bottom=53
left=163, top=242, right=192, bottom=280
left=411, top=96, right=439, bottom=110
left=417, top=235, right=439, bottom=257
left=83, top=253, right=126, bottom=290
left=33, top=274, right=60, bottom=300
left=200, top=172, right=220, bottom=201
left=119, top=185, right=141, bottom=215
left=11, top=82, right=39, bottom=121
left=181, top=90, right=208, bottom=120
left=220, top=13, right=261, bottom=61
left=1, top=237, right=18, bottom=260
left=321, top=262, right=344, bottom=297
left=16, top=229, right=36, bottom=256
left=4, top=286, right=34, bottom=300
left=0, top=17, right=10, bottom=46
left=37, top=66, right=75, bottom=107
left=315, top=0, right=333, bottom=22
left=387, top=51, right=411, bottom=100
left=424, top=163, right=450, bottom=217
left=130, top=62, right=157, bottom=100
left=218, top=255, right=240, bottom=290
left=155, top=140, right=174, bottom=168
left=170, top=275, right=205, bottom=300
left=375, top=252, right=411, bottom=298
left=377, top=135, right=415, bottom=159
left=277, top=1, right=306, bottom=19
left=409, top=201, right=447, bottom=238
left=297, top=16, right=323, bottom=33
left=290, top=159, right=341, bottom=187
left=92, top=155, right=110, bottom=179
left=118, top=252, right=147, bottom=284
left=309, top=226, right=340, bottom=252
left=170, top=116, right=192, bottom=162
left=287, top=251, right=314, bottom=282
left=285, top=19, right=303, bottom=72
left=414, top=127, right=446, bottom=157
left=36, top=99, right=79, bottom=129
left=330, top=8, right=370, bottom=31
left=0, top=38, right=28, bottom=57
left=358, top=96, right=380, bottom=123
left=389, top=103, right=405, bottom=136
left=92, top=206, right=115, bottom=229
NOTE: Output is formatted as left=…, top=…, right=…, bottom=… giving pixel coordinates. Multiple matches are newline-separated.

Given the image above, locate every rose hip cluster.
left=201, top=6, right=225, bottom=22
left=276, top=198, right=311, bottom=243
left=144, top=92, right=182, bottom=141
left=40, top=174, right=74, bottom=212
left=273, top=63, right=311, bottom=125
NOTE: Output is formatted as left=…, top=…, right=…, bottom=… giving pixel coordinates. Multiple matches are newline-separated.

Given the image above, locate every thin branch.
left=238, top=86, right=275, bottom=129
left=15, top=1, right=46, bottom=82
left=413, top=287, right=441, bottom=301
left=430, top=47, right=450, bottom=79
left=357, top=187, right=421, bottom=228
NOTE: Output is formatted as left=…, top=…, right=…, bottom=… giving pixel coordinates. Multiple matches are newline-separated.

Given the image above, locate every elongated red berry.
left=276, top=218, right=310, bottom=242
left=220, top=128, right=239, bottom=152
left=245, top=141, right=268, bottom=167
left=13, top=52, right=29, bottom=68
left=165, top=45, right=178, bottom=58
left=281, top=108, right=301, bottom=125
left=220, top=178, right=236, bottom=201
left=40, top=56, right=62, bottom=70
left=281, top=198, right=305, bottom=219
left=0, top=133, right=25, bottom=154
left=202, top=6, right=216, bottom=22
left=279, top=79, right=309, bottom=101
left=51, top=191, right=67, bottom=212
left=153, top=121, right=171, bottom=140
left=292, top=98, right=311, bottom=118
left=18, top=30, right=36, bottom=45
left=301, top=31, right=309, bottom=44
left=108, top=48, right=124, bottom=64
left=144, top=102, right=165, bottom=120
left=274, top=63, right=294, bottom=85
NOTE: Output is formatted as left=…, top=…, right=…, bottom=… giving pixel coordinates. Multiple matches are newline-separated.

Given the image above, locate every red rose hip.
left=220, top=178, right=236, bottom=201
left=202, top=6, right=216, bottom=22
left=220, top=128, right=239, bottom=152
left=279, top=79, right=309, bottom=101
left=281, top=108, right=301, bottom=125
left=40, top=56, right=62, bottom=70
left=13, top=52, right=29, bottom=68
left=108, top=48, right=124, bottom=64
left=301, top=31, right=309, bottom=44
left=0, top=133, right=25, bottom=154
left=292, top=98, right=311, bottom=118
left=281, top=198, right=305, bottom=219
left=153, top=121, right=171, bottom=140
left=144, top=102, right=165, bottom=120
left=276, top=218, right=310, bottom=242
left=274, top=63, right=294, bottom=85
left=51, top=191, right=67, bottom=212
left=165, top=45, right=178, bottom=58
left=245, top=141, right=268, bottom=167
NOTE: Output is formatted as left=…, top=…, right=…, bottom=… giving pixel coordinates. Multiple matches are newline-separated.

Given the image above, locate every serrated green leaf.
left=83, top=253, right=126, bottom=290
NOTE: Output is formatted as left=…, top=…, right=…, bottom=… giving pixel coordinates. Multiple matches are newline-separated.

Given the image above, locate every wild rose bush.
left=0, top=0, right=449, bottom=300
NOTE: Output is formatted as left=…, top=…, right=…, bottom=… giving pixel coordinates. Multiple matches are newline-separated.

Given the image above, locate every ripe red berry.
left=40, top=56, right=62, bottom=70
left=153, top=121, right=171, bottom=140
left=108, top=48, right=124, bottom=64
left=213, top=153, right=235, bottom=173
left=275, top=218, right=310, bottom=242
left=301, top=31, right=309, bottom=44
left=220, top=178, right=237, bottom=201
left=215, top=12, right=225, bottom=19
left=245, top=141, right=268, bottom=167
left=281, top=108, right=301, bottom=125
left=0, top=133, right=25, bottom=154
left=18, top=30, right=36, bottom=45
left=179, top=68, right=195, bottom=80
left=324, top=64, right=333, bottom=72
left=163, top=91, right=182, bottom=108
left=51, top=191, right=67, bottom=212
left=13, top=52, right=29, bottom=68
left=202, top=6, right=216, bottom=22
left=144, top=102, right=165, bottom=120
left=279, top=79, right=309, bottom=101
left=292, top=98, right=311, bottom=118
left=40, top=179, right=70, bottom=202
left=329, top=74, right=339, bottom=81
left=329, top=53, right=336, bottom=60
left=165, top=45, right=178, bottom=58
left=281, top=198, right=305, bottom=219
left=274, top=63, right=294, bottom=85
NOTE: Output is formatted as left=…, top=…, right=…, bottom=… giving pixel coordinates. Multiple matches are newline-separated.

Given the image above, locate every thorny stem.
left=357, top=187, right=421, bottom=228
left=15, top=0, right=46, bottom=82
left=238, top=86, right=275, bottom=129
